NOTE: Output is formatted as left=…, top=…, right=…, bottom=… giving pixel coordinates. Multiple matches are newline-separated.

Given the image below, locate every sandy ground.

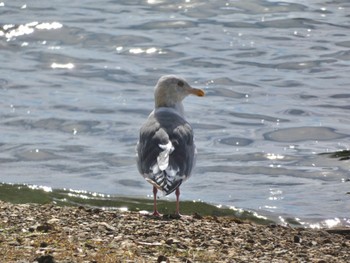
left=0, top=201, right=349, bottom=263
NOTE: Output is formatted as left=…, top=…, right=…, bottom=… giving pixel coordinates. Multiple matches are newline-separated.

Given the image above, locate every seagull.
left=136, top=75, right=205, bottom=216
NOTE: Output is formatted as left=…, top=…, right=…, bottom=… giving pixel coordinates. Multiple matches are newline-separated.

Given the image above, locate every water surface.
left=1, top=0, right=350, bottom=227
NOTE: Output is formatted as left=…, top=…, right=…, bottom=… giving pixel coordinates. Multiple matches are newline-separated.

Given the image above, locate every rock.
left=40, top=242, right=48, bottom=248
left=98, top=222, right=116, bottom=232
left=322, top=238, right=332, bottom=244
left=0, top=200, right=349, bottom=263
left=157, top=255, right=170, bottom=263
left=192, top=212, right=203, bottom=219
left=260, top=239, right=268, bottom=245
left=246, top=239, right=254, bottom=244
left=36, top=223, right=54, bottom=232
left=162, top=214, right=181, bottom=220
left=35, top=255, right=55, bottom=263
left=293, top=235, right=302, bottom=243
left=210, top=239, right=222, bottom=245
left=47, top=218, right=60, bottom=224
left=165, top=238, right=180, bottom=245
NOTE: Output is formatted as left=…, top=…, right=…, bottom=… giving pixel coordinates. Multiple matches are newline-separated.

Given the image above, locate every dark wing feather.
left=137, top=110, right=196, bottom=195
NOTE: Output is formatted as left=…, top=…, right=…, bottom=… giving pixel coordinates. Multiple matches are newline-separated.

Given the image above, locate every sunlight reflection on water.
left=0, top=0, right=350, bottom=226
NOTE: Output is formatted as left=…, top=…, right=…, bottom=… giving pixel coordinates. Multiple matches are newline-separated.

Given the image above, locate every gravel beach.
left=0, top=201, right=349, bottom=263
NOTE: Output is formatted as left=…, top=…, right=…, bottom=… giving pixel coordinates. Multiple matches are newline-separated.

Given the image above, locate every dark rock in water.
left=319, top=150, right=350, bottom=161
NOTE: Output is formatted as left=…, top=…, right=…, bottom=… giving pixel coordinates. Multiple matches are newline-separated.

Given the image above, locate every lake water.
left=1, top=0, right=350, bottom=228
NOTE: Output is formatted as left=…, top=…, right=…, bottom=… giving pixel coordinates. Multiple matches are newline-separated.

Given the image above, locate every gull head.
left=154, top=75, right=205, bottom=108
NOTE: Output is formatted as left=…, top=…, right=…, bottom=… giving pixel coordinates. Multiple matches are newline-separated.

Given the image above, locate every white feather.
left=157, top=141, right=174, bottom=171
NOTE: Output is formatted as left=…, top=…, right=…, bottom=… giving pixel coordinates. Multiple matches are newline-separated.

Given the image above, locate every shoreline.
left=1, top=201, right=349, bottom=262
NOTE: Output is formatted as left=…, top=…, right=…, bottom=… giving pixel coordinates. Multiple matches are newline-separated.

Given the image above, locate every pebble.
left=157, top=255, right=170, bottom=263
left=293, top=235, right=302, bottom=243
left=0, top=201, right=349, bottom=262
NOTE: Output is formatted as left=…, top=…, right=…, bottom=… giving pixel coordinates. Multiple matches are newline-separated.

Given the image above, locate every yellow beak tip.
left=192, top=88, right=205, bottom=97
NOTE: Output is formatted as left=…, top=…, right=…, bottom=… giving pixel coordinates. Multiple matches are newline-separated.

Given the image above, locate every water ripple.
left=264, top=127, right=348, bottom=142
left=1, top=0, right=350, bottom=227
left=218, top=137, right=253, bottom=147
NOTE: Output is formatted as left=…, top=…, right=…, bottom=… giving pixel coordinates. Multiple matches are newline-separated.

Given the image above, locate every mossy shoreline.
left=0, top=183, right=275, bottom=225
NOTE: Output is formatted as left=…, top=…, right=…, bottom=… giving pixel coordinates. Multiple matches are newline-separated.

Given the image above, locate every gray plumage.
left=136, top=75, right=204, bottom=215
left=137, top=108, right=195, bottom=195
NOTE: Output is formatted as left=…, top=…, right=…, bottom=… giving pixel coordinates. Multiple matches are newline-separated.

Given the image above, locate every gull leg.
left=175, top=187, right=181, bottom=216
left=152, top=186, right=161, bottom=216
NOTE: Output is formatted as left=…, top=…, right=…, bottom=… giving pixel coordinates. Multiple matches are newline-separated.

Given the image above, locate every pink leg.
left=152, top=186, right=161, bottom=216
left=175, top=187, right=180, bottom=216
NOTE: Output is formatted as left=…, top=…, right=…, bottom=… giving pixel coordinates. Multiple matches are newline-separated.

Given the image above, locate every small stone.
left=120, top=240, right=134, bottom=249
left=40, top=242, right=48, bottom=248
left=323, top=238, right=332, bottom=244
left=85, top=242, right=96, bottom=249
left=92, top=208, right=102, bottom=214
left=166, top=238, right=174, bottom=245
left=246, top=239, right=254, bottom=244
left=192, top=212, right=203, bottom=219
left=157, top=255, right=169, bottom=263
left=35, top=255, right=55, bottom=263
left=163, top=214, right=181, bottom=220
left=36, top=223, right=54, bottom=233
left=98, top=222, right=116, bottom=232
left=210, top=239, right=222, bottom=245
left=293, top=235, right=301, bottom=243
left=47, top=218, right=60, bottom=224
left=166, top=238, right=180, bottom=245
left=260, top=239, right=268, bottom=245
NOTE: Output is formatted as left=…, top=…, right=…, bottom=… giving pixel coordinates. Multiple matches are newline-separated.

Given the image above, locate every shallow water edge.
left=0, top=182, right=278, bottom=226
left=2, top=182, right=348, bottom=228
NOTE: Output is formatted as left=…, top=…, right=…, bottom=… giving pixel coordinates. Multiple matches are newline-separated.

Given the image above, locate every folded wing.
left=137, top=109, right=196, bottom=195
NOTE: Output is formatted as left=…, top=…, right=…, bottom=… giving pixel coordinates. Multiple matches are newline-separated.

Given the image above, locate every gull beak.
left=189, top=87, right=205, bottom=97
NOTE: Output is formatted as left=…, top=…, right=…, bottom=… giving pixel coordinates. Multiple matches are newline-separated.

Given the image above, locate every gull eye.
left=177, top=80, right=184, bottom=87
